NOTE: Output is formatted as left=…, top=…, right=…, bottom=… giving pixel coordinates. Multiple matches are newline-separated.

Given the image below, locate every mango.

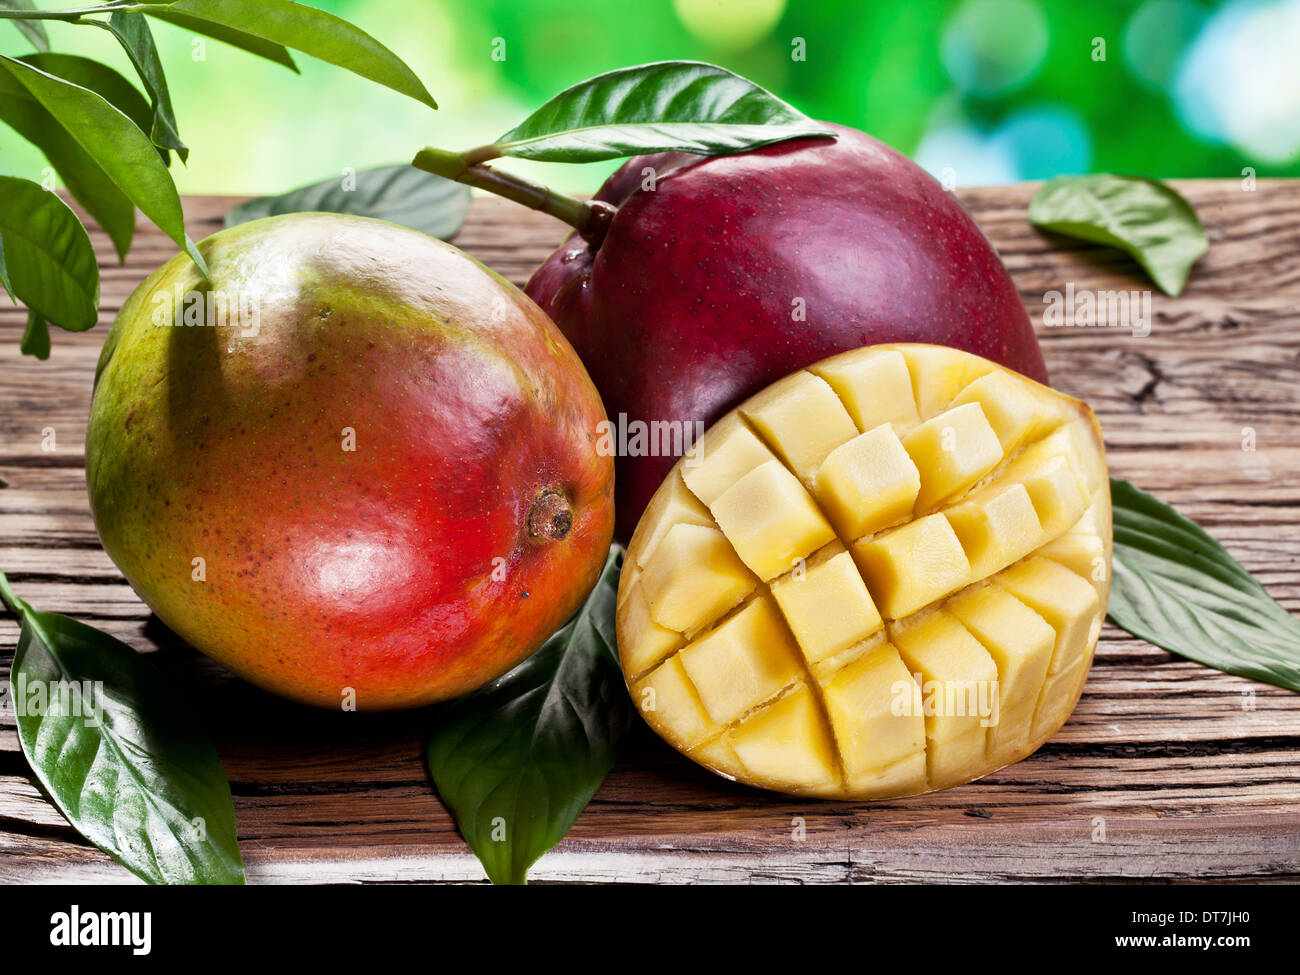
left=87, top=214, right=614, bottom=710
left=618, top=344, right=1111, bottom=799
left=527, top=125, right=1049, bottom=543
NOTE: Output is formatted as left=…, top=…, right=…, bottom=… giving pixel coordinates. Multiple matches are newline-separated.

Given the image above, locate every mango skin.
left=87, top=213, right=614, bottom=710
left=527, top=124, right=1047, bottom=542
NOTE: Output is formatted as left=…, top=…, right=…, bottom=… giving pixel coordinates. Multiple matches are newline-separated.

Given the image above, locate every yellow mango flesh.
left=770, top=545, right=883, bottom=665
left=709, top=459, right=836, bottom=581
left=620, top=343, right=1111, bottom=800
left=677, top=595, right=804, bottom=725
left=814, top=423, right=921, bottom=540
left=639, top=523, right=755, bottom=635
left=741, top=371, right=859, bottom=483
left=820, top=638, right=927, bottom=793
left=852, top=513, right=972, bottom=619
left=727, top=684, right=841, bottom=796
left=901, top=402, right=1005, bottom=513
left=680, top=413, right=776, bottom=507
left=811, top=348, right=921, bottom=435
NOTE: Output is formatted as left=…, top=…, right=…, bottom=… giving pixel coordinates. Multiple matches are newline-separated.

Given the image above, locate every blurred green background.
left=3, top=0, right=1299, bottom=196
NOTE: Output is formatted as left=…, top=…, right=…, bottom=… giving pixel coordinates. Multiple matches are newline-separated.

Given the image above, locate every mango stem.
left=411, top=147, right=616, bottom=247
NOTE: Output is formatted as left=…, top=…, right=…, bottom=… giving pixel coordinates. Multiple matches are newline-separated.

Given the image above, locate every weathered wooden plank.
left=1, top=183, right=1298, bottom=883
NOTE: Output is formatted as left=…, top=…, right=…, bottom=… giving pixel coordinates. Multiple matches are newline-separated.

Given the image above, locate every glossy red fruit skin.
left=87, top=214, right=614, bottom=710
left=527, top=124, right=1047, bottom=542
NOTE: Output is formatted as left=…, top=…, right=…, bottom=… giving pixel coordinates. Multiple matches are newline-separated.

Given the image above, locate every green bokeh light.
left=0, top=0, right=1295, bottom=201
left=942, top=0, right=1049, bottom=96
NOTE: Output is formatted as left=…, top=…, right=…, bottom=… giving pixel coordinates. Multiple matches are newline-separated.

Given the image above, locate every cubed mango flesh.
left=771, top=546, right=883, bottom=664
left=946, top=583, right=1055, bottom=765
left=630, top=470, right=715, bottom=574
left=618, top=343, right=1110, bottom=800
left=944, top=482, right=1043, bottom=579
left=901, top=402, right=1005, bottom=513
left=709, top=459, right=836, bottom=581
left=888, top=608, right=999, bottom=788
left=995, top=557, right=1101, bottom=675
left=616, top=580, right=684, bottom=680
left=811, top=348, right=922, bottom=435
left=898, top=344, right=995, bottom=419
left=680, top=413, right=776, bottom=506
left=949, top=369, right=1070, bottom=451
left=741, top=371, right=859, bottom=483
left=727, top=684, right=841, bottom=796
left=632, top=655, right=716, bottom=751
left=821, top=640, right=927, bottom=790
left=677, top=595, right=803, bottom=725
left=814, top=424, right=921, bottom=540
left=639, top=523, right=756, bottom=634
left=852, top=513, right=972, bottom=620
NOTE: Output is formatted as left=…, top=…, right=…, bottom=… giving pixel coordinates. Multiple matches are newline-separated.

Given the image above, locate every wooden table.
left=2, top=185, right=1298, bottom=883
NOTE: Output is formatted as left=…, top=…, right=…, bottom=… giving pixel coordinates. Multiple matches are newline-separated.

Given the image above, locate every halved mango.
left=619, top=343, right=1110, bottom=800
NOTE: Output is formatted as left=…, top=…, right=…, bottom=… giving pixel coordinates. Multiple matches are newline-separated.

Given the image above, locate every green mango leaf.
left=426, top=547, right=634, bottom=885
left=0, top=0, right=48, bottom=52
left=0, top=55, right=207, bottom=275
left=139, top=5, right=298, bottom=71
left=0, top=175, right=99, bottom=332
left=0, top=233, right=12, bottom=299
left=143, top=0, right=435, bottom=108
left=491, top=60, right=833, bottom=163
left=93, top=11, right=188, bottom=162
left=225, top=164, right=471, bottom=240
left=20, top=309, right=50, bottom=359
left=18, top=53, right=161, bottom=162
left=0, top=70, right=136, bottom=261
left=1028, top=175, right=1208, bottom=296
left=1108, top=477, right=1300, bottom=692
left=0, top=570, right=245, bottom=885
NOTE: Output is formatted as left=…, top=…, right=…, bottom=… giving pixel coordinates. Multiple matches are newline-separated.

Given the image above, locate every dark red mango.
left=527, top=124, right=1046, bottom=542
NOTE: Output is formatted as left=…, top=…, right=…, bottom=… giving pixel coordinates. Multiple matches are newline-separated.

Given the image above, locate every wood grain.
left=2, top=183, right=1299, bottom=884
